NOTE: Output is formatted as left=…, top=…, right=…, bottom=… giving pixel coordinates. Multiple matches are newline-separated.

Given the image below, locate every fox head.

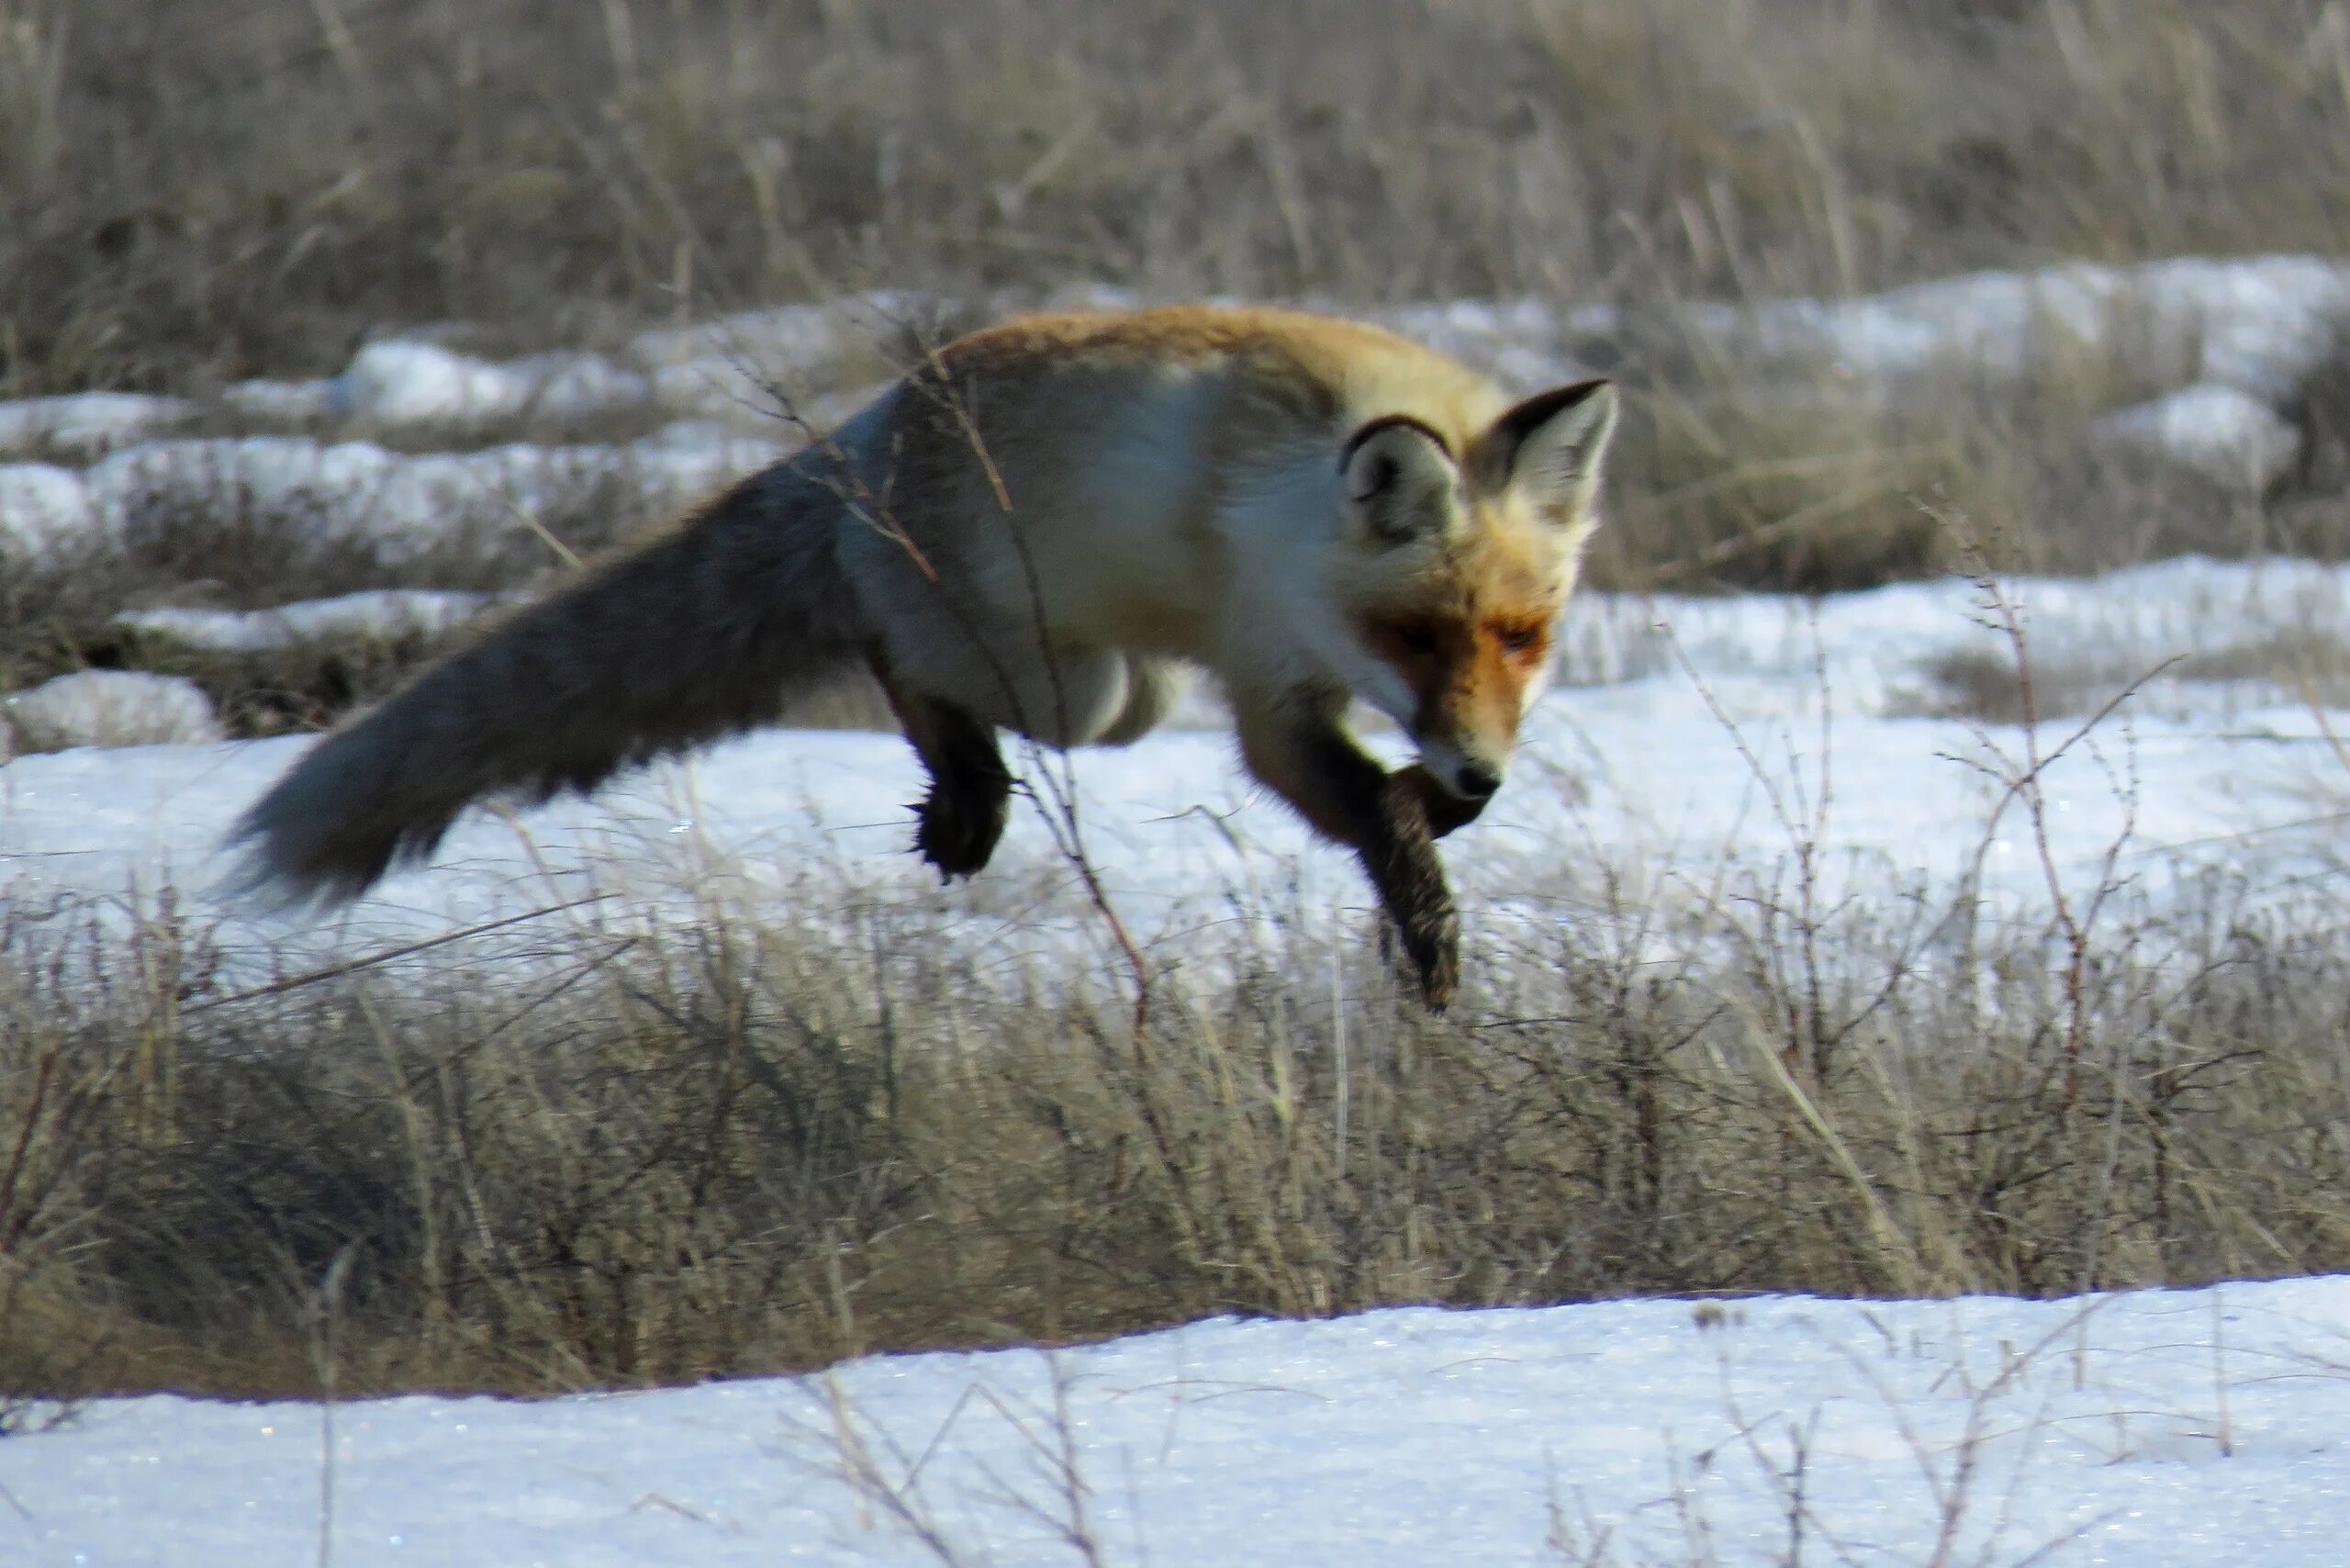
left=1331, top=378, right=1618, bottom=804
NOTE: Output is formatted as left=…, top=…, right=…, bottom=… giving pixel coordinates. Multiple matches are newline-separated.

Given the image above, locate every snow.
left=1737, top=263, right=2132, bottom=382
left=1647, top=253, right=2350, bottom=401
left=4, top=430, right=789, bottom=567
left=332, top=342, right=654, bottom=427
left=0, top=669, right=221, bottom=757
left=0, top=462, right=96, bottom=559
left=2087, top=382, right=2304, bottom=490
left=1379, top=296, right=1595, bottom=391
left=244, top=292, right=919, bottom=440
left=628, top=420, right=799, bottom=498
left=6, top=552, right=2349, bottom=1559
left=3, top=557, right=2346, bottom=995
left=2143, top=254, right=2350, bottom=398
left=113, top=589, right=499, bottom=654
left=1560, top=554, right=2350, bottom=714
left=6, top=1276, right=2347, bottom=1565
left=82, top=434, right=404, bottom=538
left=0, top=390, right=192, bottom=459
left=12, top=266, right=2350, bottom=1563
left=217, top=376, right=339, bottom=423
left=624, top=291, right=920, bottom=380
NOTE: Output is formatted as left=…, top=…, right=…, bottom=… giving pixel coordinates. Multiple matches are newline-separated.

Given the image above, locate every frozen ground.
left=7, top=1276, right=2347, bottom=1566
left=3, top=555, right=2347, bottom=993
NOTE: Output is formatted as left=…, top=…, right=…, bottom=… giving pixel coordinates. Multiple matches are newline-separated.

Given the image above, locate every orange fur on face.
left=1360, top=604, right=1553, bottom=762
left=1352, top=504, right=1571, bottom=767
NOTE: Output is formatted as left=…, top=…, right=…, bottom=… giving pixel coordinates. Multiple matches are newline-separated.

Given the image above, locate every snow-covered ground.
left=9, top=1277, right=2347, bottom=1566
left=9, top=265, right=2350, bottom=1562
left=3, top=556, right=2346, bottom=995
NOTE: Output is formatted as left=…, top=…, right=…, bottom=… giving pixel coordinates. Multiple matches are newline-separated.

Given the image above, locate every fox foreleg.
left=1394, top=763, right=1492, bottom=839
left=1237, top=700, right=1460, bottom=1010
left=876, top=666, right=1013, bottom=881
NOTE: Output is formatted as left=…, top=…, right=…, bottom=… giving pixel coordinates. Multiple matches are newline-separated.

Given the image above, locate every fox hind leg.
left=877, top=666, right=1013, bottom=881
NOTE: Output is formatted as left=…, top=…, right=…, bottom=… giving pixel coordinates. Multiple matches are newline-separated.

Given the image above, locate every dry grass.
left=3, top=834, right=2346, bottom=1402
left=12, top=0, right=2350, bottom=398
left=13, top=0, right=2350, bottom=1408
left=1901, top=622, right=2350, bottom=722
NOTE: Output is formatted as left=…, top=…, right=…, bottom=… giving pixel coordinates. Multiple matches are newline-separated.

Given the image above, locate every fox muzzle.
left=1417, top=737, right=1505, bottom=801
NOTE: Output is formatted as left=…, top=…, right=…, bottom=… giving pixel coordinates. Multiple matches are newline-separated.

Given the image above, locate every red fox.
left=234, top=306, right=1617, bottom=1007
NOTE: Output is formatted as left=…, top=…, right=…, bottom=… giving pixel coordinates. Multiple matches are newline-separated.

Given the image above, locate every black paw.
left=912, top=788, right=1008, bottom=880
left=1400, top=905, right=1460, bottom=1012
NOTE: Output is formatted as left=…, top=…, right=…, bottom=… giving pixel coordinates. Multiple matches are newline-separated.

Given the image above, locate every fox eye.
left=1497, top=625, right=1545, bottom=657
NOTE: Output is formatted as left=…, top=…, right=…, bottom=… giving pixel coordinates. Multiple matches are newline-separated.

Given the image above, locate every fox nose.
left=1455, top=760, right=1503, bottom=800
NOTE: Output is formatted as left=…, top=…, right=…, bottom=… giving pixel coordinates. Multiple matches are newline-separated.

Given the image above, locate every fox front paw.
left=1362, top=769, right=1463, bottom=1010
left=1375, top=886, right=1460, bottom=1011
left=1399, top=902, right=1460, bottom=1011
left=1397, top=763, right=1492, bottom=839
left=912, top=787, right=1008, bottom=881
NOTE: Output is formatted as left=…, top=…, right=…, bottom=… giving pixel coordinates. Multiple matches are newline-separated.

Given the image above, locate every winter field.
left=8, top=555, right=2350, bottom=993
left=21, top=4, right=2350, bottom=1561
left=10, top=259, right=2350, bottom=982
left=9, top=275, right=2350, bottom=1563
left=11, top=1279, right=2350, bottom=1567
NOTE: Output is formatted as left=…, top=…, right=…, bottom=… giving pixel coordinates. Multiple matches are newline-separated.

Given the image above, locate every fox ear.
left=1485, top=379, right=1617, bottom=522
left=1342, top=416, right=1460, bottom=545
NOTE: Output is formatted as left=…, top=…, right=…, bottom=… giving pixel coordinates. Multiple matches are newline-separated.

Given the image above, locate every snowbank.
left=1623, top=253, right=2350, bottom=398
left=2088, top=381, right=2306, bottom=490
left=0, top=390, right=193, bottom=459
left=0, top=670, right=221, bottom=756
left=0, top=462, right=96, bottom=559
left=6, top=427, right=788, bottom=566
left=332, top=342, right=653, bottom=427
left=114, top=589, right=500, bottom=654
left=229, top=290, right=922, bottom=442
left=8, top=1277, right=2347, bottom=1566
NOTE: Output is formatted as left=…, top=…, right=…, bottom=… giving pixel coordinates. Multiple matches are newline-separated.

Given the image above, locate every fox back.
left=843, top=307, right=1615, bottom=794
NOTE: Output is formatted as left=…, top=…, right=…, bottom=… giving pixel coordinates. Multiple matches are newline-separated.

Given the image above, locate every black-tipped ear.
left=1484, top=379, right=1618, bottom=521
left=1342, top=416, right=1459, bottom=544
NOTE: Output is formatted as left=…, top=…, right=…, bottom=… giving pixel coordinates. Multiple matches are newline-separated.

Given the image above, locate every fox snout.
left=1416, top=735, right=1505, bottom=801
left=1358, top=609, right=1547, bottom=806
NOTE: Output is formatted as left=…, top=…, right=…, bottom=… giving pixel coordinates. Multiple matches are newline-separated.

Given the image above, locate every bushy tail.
left=232, top=456, right=872, bottom=903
